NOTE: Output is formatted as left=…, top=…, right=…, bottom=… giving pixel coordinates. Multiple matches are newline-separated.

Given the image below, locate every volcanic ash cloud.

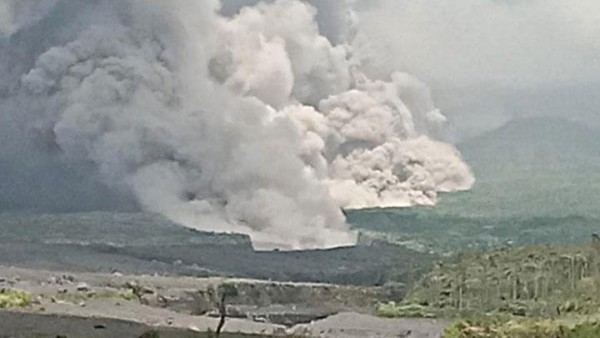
left=0, top=0, right=474, bottom=250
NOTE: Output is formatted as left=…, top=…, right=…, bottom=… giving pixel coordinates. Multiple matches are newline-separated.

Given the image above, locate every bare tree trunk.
left=215, top=293, right=227, bottom=338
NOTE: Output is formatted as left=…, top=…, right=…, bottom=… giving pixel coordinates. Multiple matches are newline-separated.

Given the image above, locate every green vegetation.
left=376, top=302, right=436, bottom=318
left=0, top=289, right=31, bottom=309
left=351, top=209, right=600, bottom=255
left=362, top=239, right=600, bottom=338
left=370, top=241, right=600, bottom=336
left=53, top=288, right=138, bottom=304
left=442, top=315, right=600, bottom=338
left=403, top=243, right=600, bottom=318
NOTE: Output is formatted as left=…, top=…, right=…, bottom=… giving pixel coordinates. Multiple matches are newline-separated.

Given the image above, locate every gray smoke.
left=0, top=0, right=473, bottom=249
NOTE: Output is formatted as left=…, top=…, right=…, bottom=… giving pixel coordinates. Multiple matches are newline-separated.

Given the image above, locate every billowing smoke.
left=0, top=0, right=473, bottom=249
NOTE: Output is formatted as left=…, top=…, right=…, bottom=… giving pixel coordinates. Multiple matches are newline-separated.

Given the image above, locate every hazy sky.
left=354, top=0, right=600, bottom=138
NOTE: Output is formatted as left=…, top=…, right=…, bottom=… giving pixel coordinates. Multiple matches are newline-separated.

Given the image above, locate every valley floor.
left=0, top=266, right=448, bottom=338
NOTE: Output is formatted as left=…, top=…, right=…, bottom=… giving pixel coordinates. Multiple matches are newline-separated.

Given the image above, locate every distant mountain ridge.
left=348, top=117, right=600, bottom=254
left=447, top=117, right=600, bottom=218
left=458, top=117, right=600, bottom=175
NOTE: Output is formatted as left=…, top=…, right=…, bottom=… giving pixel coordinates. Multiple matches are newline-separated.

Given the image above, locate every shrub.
left=376, top=302, right=436, bottom=318
left=0, top=289, right=31, bottom=309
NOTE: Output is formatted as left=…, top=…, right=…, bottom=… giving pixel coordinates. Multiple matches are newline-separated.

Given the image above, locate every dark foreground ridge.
left=0, top=212, right=434, bottom=288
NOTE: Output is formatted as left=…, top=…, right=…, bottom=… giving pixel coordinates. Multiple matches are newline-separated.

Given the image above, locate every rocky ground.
left=0, top=266, right=448, bottom=337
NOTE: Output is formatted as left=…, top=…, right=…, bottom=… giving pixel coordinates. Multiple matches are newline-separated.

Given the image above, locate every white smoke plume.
left=0, top=0, right=473, bottom=250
